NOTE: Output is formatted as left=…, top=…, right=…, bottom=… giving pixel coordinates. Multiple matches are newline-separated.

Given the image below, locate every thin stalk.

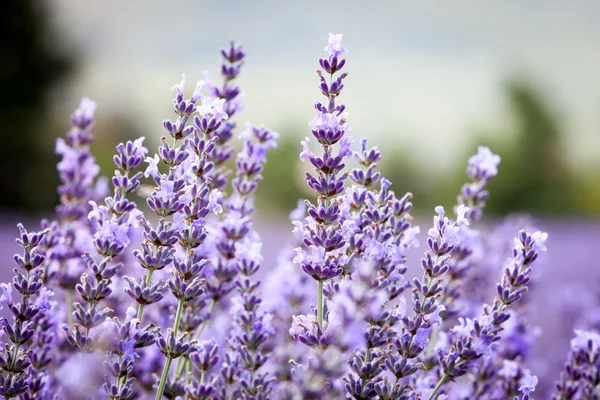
left=155, top=298, right=185, bottom=400
left=361, top=347, right=371, bottom=388
left=174, top=299, right=216, bottom=378
left=427, top=374, right=448, bottom=400
left=317, top=280, right=324, bottom=327
left=137, top=270, right=154, bottom=321
left=155, top=357, right=172, bottom=400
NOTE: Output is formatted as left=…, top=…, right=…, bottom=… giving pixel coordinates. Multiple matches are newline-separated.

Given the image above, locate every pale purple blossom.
left=324, top=33, right=347, bottom=57
left=468, top=146, right=501, bottom=177
left=519, top=374, right=538, bottom=395
left=144, top=154, right=160, bottom=178
left=208, top=189, right=223, bottom=214
left=570, top=329, right=600, bottom=351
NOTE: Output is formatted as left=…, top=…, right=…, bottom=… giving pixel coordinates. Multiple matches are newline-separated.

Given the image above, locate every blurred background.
left=1, top=0, right=599, bottom=218
left=1, top=0, right=599, bottom=395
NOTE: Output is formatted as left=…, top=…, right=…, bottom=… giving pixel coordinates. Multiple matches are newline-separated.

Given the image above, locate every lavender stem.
left=155, top=298, right=185, bottom=399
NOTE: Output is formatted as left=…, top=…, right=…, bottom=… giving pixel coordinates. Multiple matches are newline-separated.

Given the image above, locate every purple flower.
left=172, top=73, right=187, bottom=98
left=530, top=230, right=548, bottom=252
left=36, top=287, right=54, bottom=312
left=299, top=137, right=313, bottom=162
left=0, top=283, right=12, bottom=308
left=324, top=33, right=347, bottom=57
left=499, top=360, right=520, bottom=379
left=198, top=96, right=228, bottom=120
left=309, top=111, right=347, bottom=134
left=144, top=154, right=160, bottom=178
left=121, top=339, right=139, bottom=362
left=468, top=146, right=501, bottom=177
left=337, top=136, right=353, bottom=158
left=155, top=179, right=176, bottom=202
left=70, top=97, right=97, bottom=127
left=207, top=189, right=223, bottom=215
left=451, top=317, right=476, bottom=338
left=95, top=220, right=130, bottom=247
left=518, top=374, right=538, bottom=395
left=570, top=329, right=600, bottom=352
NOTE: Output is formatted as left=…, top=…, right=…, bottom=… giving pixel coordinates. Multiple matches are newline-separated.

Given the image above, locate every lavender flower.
left=429, top=229, right=548, bottom=399
left=294, top=32, right=351, bottom=334
left=554, top=329, right=600, bottom=399
left=0, top=225, right=52, bottom=399
left=0, top=32, right=571, bottom=400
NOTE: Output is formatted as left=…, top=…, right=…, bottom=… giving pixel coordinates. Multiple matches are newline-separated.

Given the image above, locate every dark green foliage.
left=0, top=0, right=73, bottom=212
left=257, top=132, right=306, bottom=216
left=466, top=79, right=577, bottom=216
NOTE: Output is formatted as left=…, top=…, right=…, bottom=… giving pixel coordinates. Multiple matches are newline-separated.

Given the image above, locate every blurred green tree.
left=257, top=132, right=306, bottom=217
left=0, top=0, right=73, bottom=213
left=462, top=79, right=576, bottom=216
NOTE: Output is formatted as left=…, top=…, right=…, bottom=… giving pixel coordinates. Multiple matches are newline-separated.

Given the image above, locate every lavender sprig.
left=204, top=40, right=246, bottom=191
left=553, top=330, right=600, bottom=399
left=384, top=205, right=469, bottom=397
left=438, top=146, right=501, bottom=324
left=152, top=75, right=228, bottom=399
left=219, top=125, right=278, bottom=399
left=0, top=225, right=52, bottom=399
left=294, top=32, right=352, bottom=332
left=49, top=98, right=104, bottom=325
left=430, top=229, right=548, bottom=399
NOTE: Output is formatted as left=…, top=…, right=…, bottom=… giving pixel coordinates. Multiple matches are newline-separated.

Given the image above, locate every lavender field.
left=2, top=1, right=600, bottom=399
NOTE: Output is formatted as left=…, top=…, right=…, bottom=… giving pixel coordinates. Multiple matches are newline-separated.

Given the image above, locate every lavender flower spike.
left=295, top=32, right=351, bottom=332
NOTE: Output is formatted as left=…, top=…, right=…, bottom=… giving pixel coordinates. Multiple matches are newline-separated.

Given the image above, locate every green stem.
left=427, top=374, right=448, bottom=400
left=172, top=298, right=185, bottom=336
left=155, top=298, right=185, bottom=400
left=10, top=343, right=20, bottom=370
left=174, top=299, right=216, bottom=378
left=137, top=270, right=154, bottom=321
left=155, top=356, right=172, bottom=400
left=317, top=280, right=324, bottom=328
left=361, top=347, right=371, bottom=388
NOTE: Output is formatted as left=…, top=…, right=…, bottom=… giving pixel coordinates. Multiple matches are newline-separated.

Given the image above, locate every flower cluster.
left=0, top=33, right=594, bottom=400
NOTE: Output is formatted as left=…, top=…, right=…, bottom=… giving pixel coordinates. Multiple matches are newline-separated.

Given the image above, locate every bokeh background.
left=1, top=0, right=599, bottom=396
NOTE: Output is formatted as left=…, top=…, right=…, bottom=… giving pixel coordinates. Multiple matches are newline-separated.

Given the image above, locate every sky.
left=48, top=0, right=600, bottom=171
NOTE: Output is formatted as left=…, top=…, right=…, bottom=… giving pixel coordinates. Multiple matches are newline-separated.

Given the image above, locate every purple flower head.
left=451, top=317, right=476, bottom=338
left=198, top=96, right=228, bottom=120
left=95, top=220, right=131, bottom=247
left=121, top=339, right=139, bottom=362
left=455, top=204, right=470, bottom=226
left=518, top=374, right=538, bottom=395
left=155, top=179, right=176, bottom=202
left=309, top=111, right=348, bottom=146
left=144, top=154, right=161, bottom=178
left=290, top=314, right=328, bottom=344
left=36, top=287, right=54, bottom=312
left=499, top=359, right=520, bottom=379
left=468, top=146, right=501, bottom=178
left=570, top=329, right=600, bottom=352
left=70, top=97, right=97, bottom=128
left=172, top=73, right=187, bottom=98
left=207, top=189, right=223, bottom=215
left=530, top=231, right=548, bottom=252
left=337, top=136, right=354, bottom=158
left=0, top=283, right=12, bottom=308
left=299, top=137, right=313, bottom=162
left=239, top=123, right=280, bottom=149
left=87, top=201, right=109, bottom=226
left=325, top=33, right=347, bottom=57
